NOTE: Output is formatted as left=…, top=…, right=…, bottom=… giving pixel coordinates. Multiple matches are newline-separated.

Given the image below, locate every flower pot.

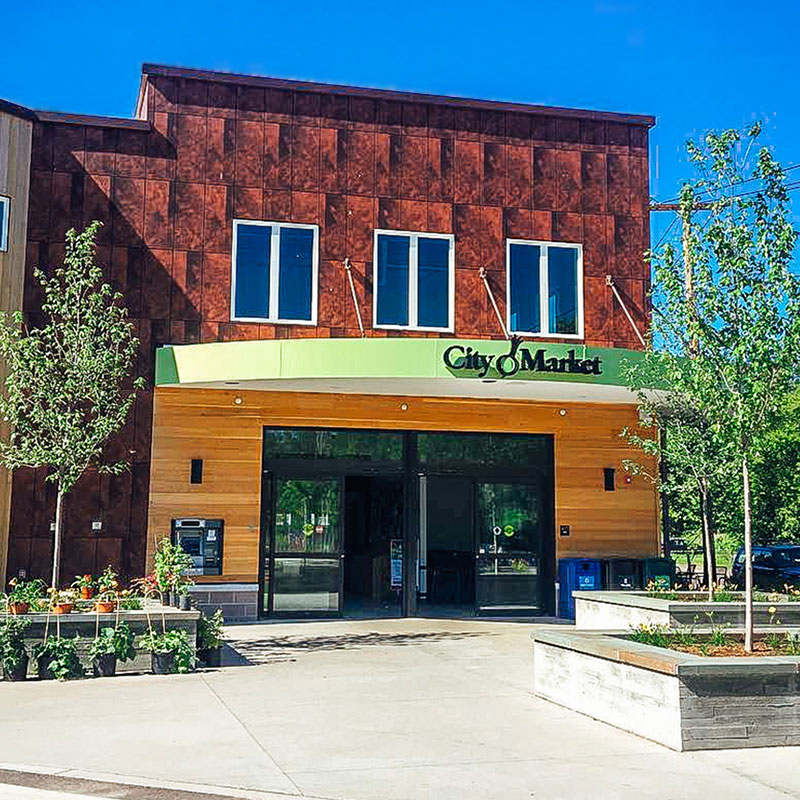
left=179, top=595, right=192, bottom=611
left=171, top=592, right=181, bottom=608
left=92, top=653, right=117, bottom=678
left=8, top=602, right=28, bottom=615
left=2, top=654, right=29, bottom=681
left=151, top=651, right=176, bottom=675
left=198, top=646, right=222, bottom=667
left=37, top=655, right=55, bottom=680
left=80, top=587, right=94, bottom=600
left=53, top=603, right=73, bottom=615
left=94, top=601, right=115, bottom=614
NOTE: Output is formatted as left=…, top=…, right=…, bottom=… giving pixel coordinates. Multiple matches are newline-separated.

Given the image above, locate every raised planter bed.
left=2, top=604, right=199, bottom=679
left=532, top=627, right=800, bottom=751
left=573, top=590, right=800, bottom=630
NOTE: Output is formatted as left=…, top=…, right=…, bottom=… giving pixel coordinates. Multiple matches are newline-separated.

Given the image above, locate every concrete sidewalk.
left=1, top=617, right=799, bottom=800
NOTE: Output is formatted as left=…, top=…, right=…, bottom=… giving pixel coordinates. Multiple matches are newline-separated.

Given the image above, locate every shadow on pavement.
left=222, top=629, right=492, bottom=666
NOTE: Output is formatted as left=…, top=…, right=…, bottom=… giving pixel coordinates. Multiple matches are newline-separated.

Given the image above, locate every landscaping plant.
left=0, top=615, right=31, bottom=680
left=624, top=125, right=800, bottom=650
left=0, top=221, right=144, bottom=589
left=71, top=574, right=95, bottom=600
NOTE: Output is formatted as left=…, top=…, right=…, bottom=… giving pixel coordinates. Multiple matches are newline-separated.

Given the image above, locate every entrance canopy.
left=155, top=338, right=643, bottom=404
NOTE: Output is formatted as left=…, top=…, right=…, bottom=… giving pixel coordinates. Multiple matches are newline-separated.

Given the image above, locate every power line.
left=652, top=162, right=800, bottom=206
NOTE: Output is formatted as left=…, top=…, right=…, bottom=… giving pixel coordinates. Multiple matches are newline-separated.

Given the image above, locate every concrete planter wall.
left=4, top=605, right=199, bottom=678
left=532, top=628, right=800, bottom=750
left=573, top=591, right=800, bottom=630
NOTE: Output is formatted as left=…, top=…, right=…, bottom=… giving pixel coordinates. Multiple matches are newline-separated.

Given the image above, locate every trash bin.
left=558, top=558, right=602, bottom=618
left=603, top=558, right=642, bottom=590
left=643, top=557, right=676, bottom=590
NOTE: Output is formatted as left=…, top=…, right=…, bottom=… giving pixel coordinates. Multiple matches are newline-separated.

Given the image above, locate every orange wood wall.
left=146, top=388, right=660, bottom=582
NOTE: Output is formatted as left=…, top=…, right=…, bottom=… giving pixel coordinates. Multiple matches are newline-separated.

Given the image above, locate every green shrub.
left=139, top=628, right=195, bottom=673
left=88, top=622, right=136, bottom=663
left=33, top=637, right=84, bottom=680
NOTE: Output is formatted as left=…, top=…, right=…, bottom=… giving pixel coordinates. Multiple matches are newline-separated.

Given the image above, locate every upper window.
left=506, top=239, right=583, bottom=338
left=231, top=220, right=318, bottom=324
left=373, top=230, right=454, bottom=331
left=0, top=196, right=9, bottom=252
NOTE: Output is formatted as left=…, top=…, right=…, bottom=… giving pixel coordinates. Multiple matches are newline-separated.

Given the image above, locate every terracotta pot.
left=53, top=603, right=73, bottom=615
left=94, top=601, right=115, bottom=614
left=92, top=653, right=117, bottom=678
left=8, top=602, right=28, bottom=615
left=2, top=654, right=29, bottom=681
left=80, top=587, right=94, bottom=600
left=151, top=651, right=176, bottom=675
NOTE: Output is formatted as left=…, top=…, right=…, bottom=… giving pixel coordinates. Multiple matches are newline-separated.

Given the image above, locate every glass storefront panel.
left=476, top=482, right=543, bottom=612
left=273, top=558, right=340, bottom=612
left=275, top=478, right=341, bottom=554
left=418, top=432, right=550, bottom=471
left=264, top=429, right=403, bottom=462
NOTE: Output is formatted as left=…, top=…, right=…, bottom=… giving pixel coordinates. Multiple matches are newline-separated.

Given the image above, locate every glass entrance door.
left=270, top=477, right=343, bottom=615
left=476, top=482, right=544, bottom=614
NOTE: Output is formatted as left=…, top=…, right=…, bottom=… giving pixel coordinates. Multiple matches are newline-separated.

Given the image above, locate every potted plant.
left=72, top=574, right=95, bottom=601
left=94, top=566, right=118, bottom=613
left=197, top=609, right=224, bottom=667
left=176, top=580, right=193, bottom=611
left=32, top=636, right=84, bottom=680
left=87, top=621, right=136, bottom=677
left=139, top=628, right=195, bottom=675
left=49, top=588, right=76, bottom=615
left=154, top=539, right=195, bottom=606
left=0, top=616, right=31, bottom=681
left=5, top=578, right=45, bottom=614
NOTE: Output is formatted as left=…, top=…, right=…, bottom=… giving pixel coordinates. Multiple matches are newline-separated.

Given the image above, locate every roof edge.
left=141, top=63, right=656, bottom=128
left=34, top=110, right=150, bottom=131
left=0, top=98, right=37, bottom=123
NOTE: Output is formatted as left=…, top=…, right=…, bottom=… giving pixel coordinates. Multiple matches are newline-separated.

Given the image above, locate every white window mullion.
left=408, top=234, right=419, bottom=327
left=268, top=225, right=281, bottom=320
left=539, top=244, right=548, bottom=334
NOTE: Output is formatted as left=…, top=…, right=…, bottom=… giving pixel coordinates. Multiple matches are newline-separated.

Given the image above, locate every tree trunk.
left=50, top=488, right=65, bottom=589
left=700, top=487, right=714, bottom=601
left=743, top=454, right=754, bottom=652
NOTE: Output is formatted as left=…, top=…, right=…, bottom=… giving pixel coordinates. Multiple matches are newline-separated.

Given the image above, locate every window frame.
left=505, top=238, right=585, bottom=340
left=230, top=218, right=319, bottom=325
left=0, top=196, right=9, bottom=252
left=372, top=228, right=455, bottom=333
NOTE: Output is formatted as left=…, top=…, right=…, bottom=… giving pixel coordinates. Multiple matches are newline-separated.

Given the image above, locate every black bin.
left=603, top=558, right=642, bottom=590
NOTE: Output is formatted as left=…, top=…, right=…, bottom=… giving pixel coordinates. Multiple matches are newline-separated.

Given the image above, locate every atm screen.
left=181, top=537, right=202, bottom=556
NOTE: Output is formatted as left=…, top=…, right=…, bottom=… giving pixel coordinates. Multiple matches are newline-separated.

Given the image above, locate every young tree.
left=0, top=222, right=144, bottom=589
left=627, top=125, right=799, bottom=649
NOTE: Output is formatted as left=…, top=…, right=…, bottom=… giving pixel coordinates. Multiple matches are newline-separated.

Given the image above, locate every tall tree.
left=626, top=125, right=799, bottom=649
left=0, top=222, right=144, bottom=588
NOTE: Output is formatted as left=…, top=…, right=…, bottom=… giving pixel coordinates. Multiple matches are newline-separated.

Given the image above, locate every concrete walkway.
left=1, top=617, right=799, bottom=800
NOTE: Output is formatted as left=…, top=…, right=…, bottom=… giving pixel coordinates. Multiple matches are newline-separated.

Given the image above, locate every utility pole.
left=650, top=199, right=715, bottom=584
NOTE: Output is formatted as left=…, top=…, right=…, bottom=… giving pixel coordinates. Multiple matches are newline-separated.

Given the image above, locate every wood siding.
left=0, top=111, right=32, bottom=581
left=147, top=388, right=660, bottom=582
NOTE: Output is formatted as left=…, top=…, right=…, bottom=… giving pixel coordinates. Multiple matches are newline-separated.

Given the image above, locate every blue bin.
left=558, top=558, right=602, bottom=619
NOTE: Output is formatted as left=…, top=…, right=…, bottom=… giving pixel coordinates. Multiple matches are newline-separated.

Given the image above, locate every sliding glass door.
left=271, top=477, right=343, bottom=614
left=475, top=482, right=544, bottom=613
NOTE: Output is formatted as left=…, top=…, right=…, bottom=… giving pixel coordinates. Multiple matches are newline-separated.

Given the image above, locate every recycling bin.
left=603, top=558, right=643, bottom=591
left=643, top=557, right=676, bottom=590
left=558, top=558, right=602, bottom=618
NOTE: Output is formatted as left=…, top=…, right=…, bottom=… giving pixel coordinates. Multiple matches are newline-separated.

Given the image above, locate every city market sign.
left=443, top=336, right=602, bottom=379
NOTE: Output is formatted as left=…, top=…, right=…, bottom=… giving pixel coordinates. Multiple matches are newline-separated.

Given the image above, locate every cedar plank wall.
left=10, top=71, right=651, bottom=582
left=148, top=389, right=659, bottom=581
left=0, top=110, right=33, bottom=582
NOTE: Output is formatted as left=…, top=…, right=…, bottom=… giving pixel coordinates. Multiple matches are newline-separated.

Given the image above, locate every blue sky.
left=3, top=0, right=799, bottom=243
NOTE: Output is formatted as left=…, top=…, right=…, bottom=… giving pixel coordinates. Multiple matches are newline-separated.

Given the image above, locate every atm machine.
left=171, top=518, right=224, bottom=576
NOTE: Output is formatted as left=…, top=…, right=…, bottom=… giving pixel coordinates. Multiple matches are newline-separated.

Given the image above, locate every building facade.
left=1, top=65, right=657, bottom=619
